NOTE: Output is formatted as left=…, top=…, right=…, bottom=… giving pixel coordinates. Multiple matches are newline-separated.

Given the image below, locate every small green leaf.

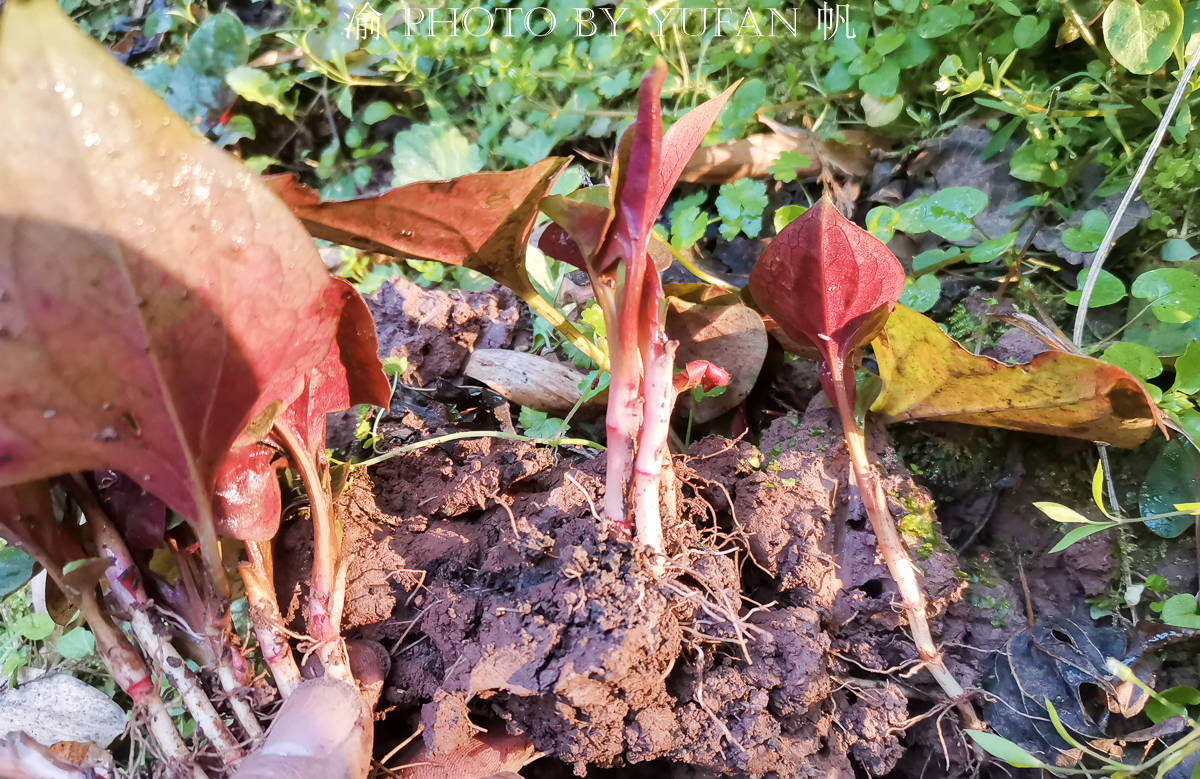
left=865, top=206, right=900, bottom=242
left=1010, top=142, right=1066, bottom=186
left=1013, top=15, right=1050, bottom=48
left=0, top=546, right=35, bottom=598
left=912, top=247, right=959, bottom=272
left=392, top=123, right=484, bottom=187
left=1065, top=268, right=1126, bottom=307
left=1161, top=593, right=1200, bottom=628
left=964, top=730, right=1044, bottom=768
left=1101, top=341, right=1163, bottom=381
left=968, top=232, right=1016, bottom=263
left=518, top=406, right=565, bottom=440
left=55, top=627, right=95, bottom=660
left=1144, top=685, right=1200, bottom=723
left=898, top=275, right=941, bottom=313
left=14, top=613, right=55, bottom=641
left=861, top=93, right=905, bottom=127
left=1140, top=439, right=1200, bottom=538
left=1049, top=523, right=1115, bottom=553
left=773, top=204, right=807, bottom=233
left=921, top=187, right=987, bottom=242
left=1062, top=209, right=1111, bottom=253
left=143, top=8, right=173, bottom=36
left=1163, top=238, right=1198, bottom=262
left=1146, top=573, right=1169, bottom=592
left=1103, top=0, right=1185, bottom=74
left=1131, top=268, right=1200, bottom=323
left=770, top=150, right=811, bottom=183
left=669, top=205, right=709, bottom=251
left=859, top=62, right=900, bottom=97
left=362, top=101, right=396, bottom=125
left=225, top=67, right=294, bottom=119
left=1171, top=340, right=1200, bottom=394
left=715, top=179, right=768, bottom=240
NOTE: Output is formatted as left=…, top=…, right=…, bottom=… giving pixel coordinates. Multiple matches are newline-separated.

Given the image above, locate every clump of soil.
left=305, top=395, right=1000, bottom=777
left=368, top=277, right=522, bottom=385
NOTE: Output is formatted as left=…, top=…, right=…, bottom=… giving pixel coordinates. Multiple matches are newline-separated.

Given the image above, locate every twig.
left=1072, top=45, right=1200, bottom=344
left=355, top=430, right=604, bottom=469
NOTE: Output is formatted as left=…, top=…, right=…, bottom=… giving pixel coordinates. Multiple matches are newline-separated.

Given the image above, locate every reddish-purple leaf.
left=212, top=280, right=388, bottom=541
left=265, top=159, right=567, bottom=300
left=748, top=198, right=905, bottom=397
left=212, top=444, right=283, bottom=541
left=538, top=191, right=673, bottom=274
left=653, top=80, right=741, bottom=219
left=0, top=0, right=361, bottom=563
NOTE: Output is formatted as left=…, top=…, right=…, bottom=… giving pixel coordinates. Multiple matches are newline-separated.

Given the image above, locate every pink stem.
left=630, top=335, right=677, bottom=561
left=825, top=356, right=983, bottom=730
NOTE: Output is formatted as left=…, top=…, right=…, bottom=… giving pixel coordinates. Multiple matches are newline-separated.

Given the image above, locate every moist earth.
left=295, top=395, right=1027, bottom=778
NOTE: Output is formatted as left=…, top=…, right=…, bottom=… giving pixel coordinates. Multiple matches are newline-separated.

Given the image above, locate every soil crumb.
left=368, top=277, right=521, bottom=385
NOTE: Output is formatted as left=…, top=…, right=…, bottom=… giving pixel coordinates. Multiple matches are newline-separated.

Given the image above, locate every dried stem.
left=272, top=419, right=352, bottom=682
left=241, top=541, right=302, bottom=697
left=66, top=478, right=245, bottom=763
left=828, top=369, right=984, bottom=731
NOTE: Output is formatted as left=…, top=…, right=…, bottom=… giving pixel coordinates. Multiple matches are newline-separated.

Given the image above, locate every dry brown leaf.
left=871, top=305, right=1164, bottom=448
left=679, top=126, right=886, bottom=185
left=665, top=284, right=768, bottom=423
left=465, top=349, right=591, bottom=415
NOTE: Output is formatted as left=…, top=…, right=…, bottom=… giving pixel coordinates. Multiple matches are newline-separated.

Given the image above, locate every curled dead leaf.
left=871, top=305, right=1164, bottom=448
left=464, top=349, right=593, bottom=415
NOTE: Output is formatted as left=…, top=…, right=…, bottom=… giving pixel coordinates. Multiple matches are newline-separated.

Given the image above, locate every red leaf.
left=672, top=360, right=731, bottom=395
left=0, top=0, right=356, bottom=562
left=212, top=279, right=387, bottom=540
left=598, top=66, right=738, bottom=276
left=598, top=62, right=666, bottom=276
left=748, top=198, right=905, bottom=396
left=212, top=444, right=283, bottom=541
left=265, top=159, right=567, bottom=302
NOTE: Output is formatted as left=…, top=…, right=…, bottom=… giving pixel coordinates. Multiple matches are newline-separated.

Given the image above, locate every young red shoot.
left=749, top=198, right=983, bottom=730
left=539, top=61, right=738, bottom=558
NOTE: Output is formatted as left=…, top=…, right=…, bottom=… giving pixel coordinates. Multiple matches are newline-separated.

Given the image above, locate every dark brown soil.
left=301, top=395, right=1021, bottom=778
left=367, top=277, right=522, bottom=385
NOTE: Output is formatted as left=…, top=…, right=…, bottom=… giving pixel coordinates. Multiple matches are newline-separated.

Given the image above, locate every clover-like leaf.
left=1103, top=0, right=1184, bottom=74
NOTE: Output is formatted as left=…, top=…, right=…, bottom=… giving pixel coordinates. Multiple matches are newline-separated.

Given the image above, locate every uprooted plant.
left=0, top=0, right=390, bottom=774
